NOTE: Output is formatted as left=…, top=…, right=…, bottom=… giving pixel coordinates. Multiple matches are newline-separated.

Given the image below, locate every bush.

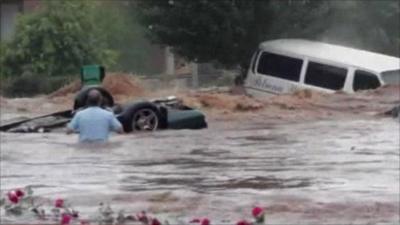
left=1, top=1, right=116, bottom=78
left=0, top=42, right=9, bottom=79
left=1, top=74, right=73, bottom=97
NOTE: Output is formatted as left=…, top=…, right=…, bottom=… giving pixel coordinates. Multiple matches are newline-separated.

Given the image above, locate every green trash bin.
left=80, top=65, right=105, bottom=86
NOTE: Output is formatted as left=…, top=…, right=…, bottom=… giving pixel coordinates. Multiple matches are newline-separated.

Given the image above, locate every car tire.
left=73, top=86, right=114, bottom=110
left=122, top=102, right=163, bottom=132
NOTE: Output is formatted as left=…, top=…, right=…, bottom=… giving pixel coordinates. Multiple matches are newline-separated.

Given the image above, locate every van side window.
left=305, top=62, right=347, bottom=90
left=257, top=52, right=302, bottom=81
left=353, top=70, right=381, bottom=91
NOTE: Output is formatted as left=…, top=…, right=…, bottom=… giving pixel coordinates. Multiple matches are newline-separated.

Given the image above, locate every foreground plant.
left=1, top=188, right=266, bottom=225
left=0, top=187, right=80, bottom=224
left=252, top=206, right=265, bottom=224
left=2, top=187, right=34, bottom=215
left=190, top=217, right=210, bottom=225
left=230, top=206, right=266, bottom=225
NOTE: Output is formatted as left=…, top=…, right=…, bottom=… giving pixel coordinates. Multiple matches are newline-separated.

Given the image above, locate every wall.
left=0, top=0, right=40, bottom=41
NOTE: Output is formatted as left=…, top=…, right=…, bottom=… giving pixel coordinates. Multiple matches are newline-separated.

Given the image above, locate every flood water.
left=0, top=118, right=399, bottom=224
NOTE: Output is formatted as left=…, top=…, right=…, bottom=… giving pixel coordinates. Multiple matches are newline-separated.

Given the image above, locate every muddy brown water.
left=0, top=117, right=399, bottom=224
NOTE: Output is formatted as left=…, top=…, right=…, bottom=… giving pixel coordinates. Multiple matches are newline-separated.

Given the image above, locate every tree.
left=137, top=0, right=276, bottom=71
left=1, top=1, right=116, bottom=77
left=136, top=0, right=399, bottom=81
left=92, top=1, right=161, bottom=74
left=317, top=0, right=399, bottom=56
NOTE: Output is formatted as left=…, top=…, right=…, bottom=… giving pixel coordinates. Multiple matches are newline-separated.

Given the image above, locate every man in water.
left=66, top=89, right=123, bottom=142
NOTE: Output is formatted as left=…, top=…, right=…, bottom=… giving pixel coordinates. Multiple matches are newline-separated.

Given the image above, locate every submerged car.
left=0, top=66, right=207, bottom=133
left=0, top=87, right=207, bottom=133
left=74, top=86, right=208, bottom=132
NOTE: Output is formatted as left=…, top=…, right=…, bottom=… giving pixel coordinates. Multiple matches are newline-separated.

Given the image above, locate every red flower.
left=7, top=191, right=19, bottom=204
left=15, top=189, right=25, bottom=198
left=61, top=213, right=72, bottom=225
left=137, top=211, right=148, bottom=223
left=55, top=198, right=64, bottom=208
left=201, top=218, right=210, bottom=225
left=252, top=206, right=264, bottom=218
left=190, top=217, right=210, bottom=224
left=151, top=218, right=162, bottom=225
left=236, top=220, right=251, bottom=225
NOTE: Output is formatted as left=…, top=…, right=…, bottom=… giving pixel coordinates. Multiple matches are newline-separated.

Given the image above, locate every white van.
left=244, top=39, right=400, bottom=97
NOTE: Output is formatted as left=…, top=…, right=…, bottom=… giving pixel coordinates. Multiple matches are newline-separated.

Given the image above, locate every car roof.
left=259, top=39, right=400, bottom=73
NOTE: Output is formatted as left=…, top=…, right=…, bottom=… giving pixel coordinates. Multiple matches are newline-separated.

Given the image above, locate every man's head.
left=86, top=89, right=102, bottom=107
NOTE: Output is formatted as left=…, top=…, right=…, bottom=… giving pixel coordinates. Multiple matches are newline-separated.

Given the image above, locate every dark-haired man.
left=66, top=89, right=123, bottom=142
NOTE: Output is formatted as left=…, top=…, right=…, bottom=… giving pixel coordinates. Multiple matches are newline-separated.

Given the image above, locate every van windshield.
left=381, top=70, right=400, bottom=84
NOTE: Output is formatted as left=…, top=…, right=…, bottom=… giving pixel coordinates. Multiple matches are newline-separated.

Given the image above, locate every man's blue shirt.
left=68, top=107, right=122, bottom=142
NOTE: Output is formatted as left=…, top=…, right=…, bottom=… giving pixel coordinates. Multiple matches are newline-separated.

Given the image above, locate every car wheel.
left=131, top=107, right=160, bottom=132
left=122, top=102, right=162, bottom=132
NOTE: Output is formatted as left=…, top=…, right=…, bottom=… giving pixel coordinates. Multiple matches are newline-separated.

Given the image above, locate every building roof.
left=260, top=39, right=400, bottom=73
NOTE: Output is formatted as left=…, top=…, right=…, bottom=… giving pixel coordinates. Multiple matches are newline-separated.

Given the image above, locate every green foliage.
left=93, top=1, right=161, bottom=74
left=138, top=0, right=270, bottom=69
left=1, top=74, right=72, bottom=97
left=137, top=0, right=399, bottom=73
left=0, top=42, right=8, bottom=79
left=318, top=0, right=400, bottom=56
left=1, top=0, right=116, bottom=77
left=1, top=0, right=161, bottom=96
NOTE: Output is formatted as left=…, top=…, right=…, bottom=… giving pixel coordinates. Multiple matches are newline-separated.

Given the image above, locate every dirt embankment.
left=0, top=74, right=146, bottom=116
left=49, top=73, right=145, bottom=102
left=1, top=74, right=399, bottom=122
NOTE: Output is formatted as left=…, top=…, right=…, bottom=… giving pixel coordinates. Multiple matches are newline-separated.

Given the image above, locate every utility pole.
left=165, top=47, right=175, bottom=75
left=191, top=62, right=198, bottom=89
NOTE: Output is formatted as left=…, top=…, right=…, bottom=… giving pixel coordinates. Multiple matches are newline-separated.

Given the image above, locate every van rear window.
left=257, top=52, right=302, bottom=81
left=381, top=70, right=400, bottom=84
left=305, top=62, right=347, bottom=90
